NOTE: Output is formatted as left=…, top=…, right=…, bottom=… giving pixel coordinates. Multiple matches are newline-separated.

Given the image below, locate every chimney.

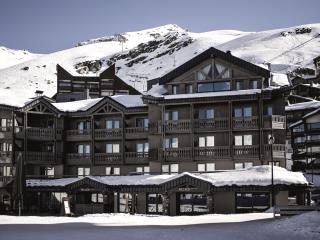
left=35, top=90, right=44, bottom=97
left=226, top=50, right=232, bottom=55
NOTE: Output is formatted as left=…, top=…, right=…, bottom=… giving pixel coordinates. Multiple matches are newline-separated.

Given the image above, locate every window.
left=198, top=136, right=215, bottom=147
left=236, top=192, right=270, bottom=213
left=147, top=194, right=163, bottom=214
left=250, top=80, right=258, bottom=89
left=136, top=166, right=150, bottom=174
left=199, top=109, right=214, bottom=119
left=162, top=164, right=179, bottom=174
left=106, top=143, right=120, bottom=153
left=197, top=82, right=230, bottom=93
left=78, top=167, right=90, bottom=176
left=136, top=118, right=149, bottom=128
left=78, top=144, right=90, bottom=154
left=91, top=193, right=104, bottom=203
left=172, top=85, right=179, bottom=94
left=77, top=121, right=90, bottom=131
left=234, top=108, right=242, bottom=117
left=234, top=135, right=252, bottom=146
left=214, top=62, right=231, bottom=79
left=243, top=107, right=252, bottom=117
left=234, top=107, right=252, bottom=117
left=178, top=193, right=208, bottom=214
left=106, top=167, right=120, bottom=175
left=165, top=137, right=178, bottom=148
left=0, top=166, right=12, bottom=176
left=106, top=120, right=120, bottom=129
left=235, top=136, right=243, bottom=146
left=197, top=163, right=215, bottom=172
left=235, top=162, right=253, bottom=169
left=268, top=161, right=280, bottom=166
left=165, top=111, right=178, bottom=121
left=170, top=164, right=179, bottom=174
left=197, top=64, right=212, bottom=81
left=45, top=167, right=54, bottom=176
left=186, top=84, right=193, bottom=94
left=266, top=106, right=273, bottom=116
left=137, top=143, right=149, bottom=153
left=236, top=81, right=244, bottom=90
left=243, top=135, right=252, bottom=145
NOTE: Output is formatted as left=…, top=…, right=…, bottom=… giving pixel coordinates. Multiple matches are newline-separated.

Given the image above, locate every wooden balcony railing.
left=233, top=145, right=259, bottom=158
left=26, top=151, right=61, bottom=164
left=94, top=128, right=122, bottom=140
left=0, top=151, right=12, bottom=159
left=233, top=117, right=259, bottom=129
left=125, top=127, right=149, bottom=138
left=194, top=118, right=229, bottom=131
left=26, top=127, right=62, bottom=140
left=264, top=144, right=286, bottom=159
left=66, top=153, right=91, bottom=165
left=263, top=115, right=286, bottom=129
left=94, top=153, right=122, bottom=165
left=125, top=152, right=149, bottom=163
left=158, top=120, right=191, bottom=133
left=66, top=129, right=91, bottom=141
left=161, top=147, right=193, bottom=161
left=194, top=146, right=230, bottom=160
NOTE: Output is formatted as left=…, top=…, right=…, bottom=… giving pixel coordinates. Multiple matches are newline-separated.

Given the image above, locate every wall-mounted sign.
left=178, top=187, right=198, bottom=192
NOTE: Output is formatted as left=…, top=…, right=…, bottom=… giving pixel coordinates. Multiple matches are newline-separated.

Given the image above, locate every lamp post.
left=269, top=135, right=275, bottom=217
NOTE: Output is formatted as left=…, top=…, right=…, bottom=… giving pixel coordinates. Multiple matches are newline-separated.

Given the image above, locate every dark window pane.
left=214, top=81, right=230, bottom=91
left=198, top=83, right=214, bottom=93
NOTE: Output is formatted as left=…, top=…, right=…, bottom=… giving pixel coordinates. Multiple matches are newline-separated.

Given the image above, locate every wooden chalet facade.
left=0, top=47, right=310, bottom=215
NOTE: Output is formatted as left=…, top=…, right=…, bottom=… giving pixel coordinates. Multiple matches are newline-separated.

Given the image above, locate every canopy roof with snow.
left=26, top=166, right=309, bottom=192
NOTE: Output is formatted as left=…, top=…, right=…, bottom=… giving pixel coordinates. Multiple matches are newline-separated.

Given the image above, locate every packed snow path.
left=0, top=212, right=319, bottom=240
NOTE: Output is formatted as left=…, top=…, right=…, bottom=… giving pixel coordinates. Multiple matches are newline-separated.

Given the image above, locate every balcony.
left=264, top=144, right=286, bottom=159
left=194, top=146, right=230, bottom=160
left=0, top=151, right=12, bottom=163
left=25, top=151, right=62, bottom=164
left=233, top=117, right=259, bottom=129
left=26, top=127, right=62, bottom=141
left=161, top=147, right=193, bottom=161
left=263, top=115, right=286, bottom=129
left=194, top=118, right=229, bottom=132
left=66, top=153, right=91, bottom=165
left=94, top=128, right=122, bottom=140
left=125, top=127, right=149, bottom=139
left=125, top=152, right=149, bottom=164
left=66, top=129, right=91, bottom=141
left=0, top=176, right=13, bottom=188
left=233, top=145, right=259, bottom=159
left=94, top=153, right=122, bottom=165
left=158, top=120, right=191, bottom=133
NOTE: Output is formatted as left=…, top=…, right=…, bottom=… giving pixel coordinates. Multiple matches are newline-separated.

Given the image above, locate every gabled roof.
left=18, top=96, right=60, bottom=114
left=147, top=47, right=270, bottom=88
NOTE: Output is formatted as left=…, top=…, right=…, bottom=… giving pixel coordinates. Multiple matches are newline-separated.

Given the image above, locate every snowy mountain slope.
left=0, top=46, right=41, bottom=70
left=0, top=23, right=320, bottom=106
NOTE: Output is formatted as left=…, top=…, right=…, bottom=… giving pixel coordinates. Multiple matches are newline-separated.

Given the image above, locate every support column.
left=162, top=192, right=169, bottom=215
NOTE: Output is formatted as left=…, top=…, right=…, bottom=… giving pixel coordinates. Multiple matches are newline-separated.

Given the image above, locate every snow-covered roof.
left=110, top=95, right=145, bottom=108
left=52, top=98, right=103, bottom=112
left=26, top=166, right=308, bottom=188
left=285, top=100, right=320, bottom=111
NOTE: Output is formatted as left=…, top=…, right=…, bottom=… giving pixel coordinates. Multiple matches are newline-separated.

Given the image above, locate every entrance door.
left=177, top=193, right=208, bottom=215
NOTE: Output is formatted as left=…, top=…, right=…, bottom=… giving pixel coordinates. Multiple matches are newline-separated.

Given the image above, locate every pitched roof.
left=147, top=47, right=270, bottom=88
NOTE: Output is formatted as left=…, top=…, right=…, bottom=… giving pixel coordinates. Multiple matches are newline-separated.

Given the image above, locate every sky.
left=0, top=0, right=319, bottom=53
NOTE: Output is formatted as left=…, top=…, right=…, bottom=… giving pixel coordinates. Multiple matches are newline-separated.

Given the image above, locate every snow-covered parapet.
left=147, top=83, right=167, bottom=97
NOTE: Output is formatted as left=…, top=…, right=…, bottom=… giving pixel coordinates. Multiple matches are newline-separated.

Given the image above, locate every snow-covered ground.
left=0, top=212, right=319, bottom=240
left=0, top=213, right=273, bottom=226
